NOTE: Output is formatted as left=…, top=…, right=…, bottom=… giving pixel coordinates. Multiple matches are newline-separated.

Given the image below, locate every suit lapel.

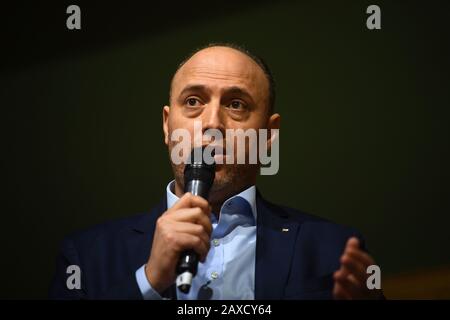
left=127, top=198, right=178, bottom=299
left=254, top=193, right=300, bottom=299
left=128, top=198, right=166, bottom=268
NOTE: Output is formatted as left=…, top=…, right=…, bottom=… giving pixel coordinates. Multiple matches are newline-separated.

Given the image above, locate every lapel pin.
left=281, top=228, right=289, bottom=232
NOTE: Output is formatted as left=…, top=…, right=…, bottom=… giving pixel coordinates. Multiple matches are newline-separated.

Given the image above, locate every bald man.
left=50, top=43, right=382, bottom=300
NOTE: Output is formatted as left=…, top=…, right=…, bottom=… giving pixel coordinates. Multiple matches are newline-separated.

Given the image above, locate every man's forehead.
left=172, top=47, right=268, bottom=91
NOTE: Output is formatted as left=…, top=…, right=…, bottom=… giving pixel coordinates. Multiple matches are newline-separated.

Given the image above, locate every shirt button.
left=211, top=271, right=219, bottom=279
left=212, top=239, right=220, bottom=246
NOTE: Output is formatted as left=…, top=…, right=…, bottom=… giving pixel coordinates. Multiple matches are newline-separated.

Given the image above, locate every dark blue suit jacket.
left=49, top=192, right=365, bottom=300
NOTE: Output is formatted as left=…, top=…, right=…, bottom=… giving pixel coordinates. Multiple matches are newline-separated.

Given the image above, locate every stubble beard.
left=168, top=143, right=258, bottom=209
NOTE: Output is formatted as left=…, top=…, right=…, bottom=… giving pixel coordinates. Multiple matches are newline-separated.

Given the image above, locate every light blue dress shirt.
left=135, top=181, right=257, bottom=300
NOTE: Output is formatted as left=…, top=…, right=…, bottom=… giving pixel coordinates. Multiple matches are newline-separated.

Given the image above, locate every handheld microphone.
left=176, top=147, right=216, bottom=294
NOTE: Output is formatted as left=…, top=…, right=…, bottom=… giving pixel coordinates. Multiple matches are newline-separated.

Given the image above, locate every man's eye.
left=186, top=98, right=200, bottom=107
left=229, top=100, right=245, bottom=110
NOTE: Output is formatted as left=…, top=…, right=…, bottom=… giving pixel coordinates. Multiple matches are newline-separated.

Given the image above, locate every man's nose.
left=201, top=102, right=225, bottom=134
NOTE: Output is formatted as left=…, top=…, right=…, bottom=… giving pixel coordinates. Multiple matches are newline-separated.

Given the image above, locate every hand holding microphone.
left=145, top=148, right=215, bottom=295
left=176, top=147, right=216, bottom=293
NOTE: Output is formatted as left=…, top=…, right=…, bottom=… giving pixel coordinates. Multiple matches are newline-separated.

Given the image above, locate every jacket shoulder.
left=65, top=212, right=148, bottom=246
left=261, top=198, right=365, bottom=243
left=63, top=198, right=166, bottom=251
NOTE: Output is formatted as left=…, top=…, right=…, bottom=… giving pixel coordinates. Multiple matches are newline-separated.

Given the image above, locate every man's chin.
left=211, top=175, right=231, bottom=192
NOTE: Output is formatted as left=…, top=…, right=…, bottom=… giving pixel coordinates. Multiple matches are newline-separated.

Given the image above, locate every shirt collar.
left=165, top=180, right=257, bottom=221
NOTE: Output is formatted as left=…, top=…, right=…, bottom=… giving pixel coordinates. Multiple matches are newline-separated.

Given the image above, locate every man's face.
left=163, top=46, right=279, bottom=199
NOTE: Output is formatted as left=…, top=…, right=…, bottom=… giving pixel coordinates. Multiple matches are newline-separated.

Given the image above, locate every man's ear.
left=267, top=113, right=280, bottom=150
left=163, top=106, right=170, bottom=146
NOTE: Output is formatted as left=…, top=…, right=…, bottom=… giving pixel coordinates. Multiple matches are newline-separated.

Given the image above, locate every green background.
left=1, top=1, right=449, bottom=298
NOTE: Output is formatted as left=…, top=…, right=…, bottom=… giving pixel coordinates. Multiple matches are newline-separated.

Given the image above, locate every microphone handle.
left=176, top=179, right=211, bottom=293
left=176, top=249, right=199, bottom=293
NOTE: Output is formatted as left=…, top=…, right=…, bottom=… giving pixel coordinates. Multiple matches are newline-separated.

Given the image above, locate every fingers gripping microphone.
left=176, top=147, right=215, bottom=294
